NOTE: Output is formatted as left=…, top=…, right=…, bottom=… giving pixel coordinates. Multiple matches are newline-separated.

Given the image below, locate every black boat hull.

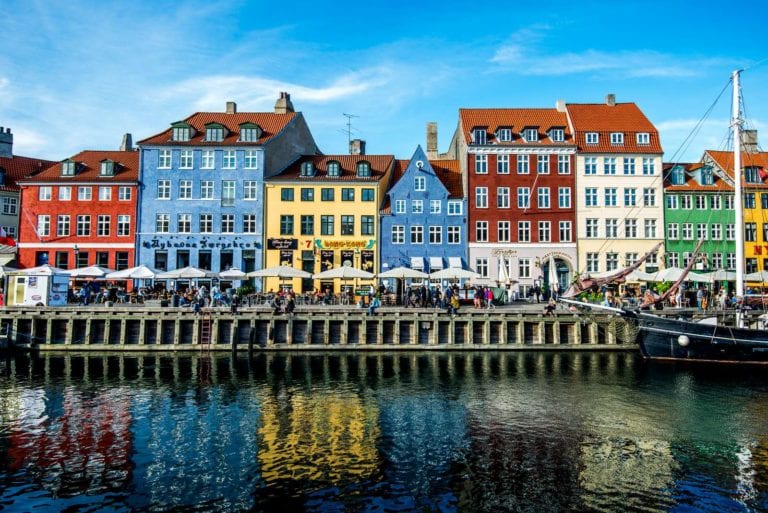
left=633, top=312, right=768, bottom=363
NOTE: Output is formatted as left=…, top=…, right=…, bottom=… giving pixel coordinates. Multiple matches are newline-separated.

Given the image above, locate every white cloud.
left=8, top=126, right=48, bottom=156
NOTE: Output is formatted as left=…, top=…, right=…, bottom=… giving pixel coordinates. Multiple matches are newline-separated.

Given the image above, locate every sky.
left=2, top=0, right=767, bottom=163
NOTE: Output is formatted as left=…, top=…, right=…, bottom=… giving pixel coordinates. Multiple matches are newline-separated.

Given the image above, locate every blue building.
left=380, top=146, right=466, bottom=281
left=136, top=94, right=317, bottom=287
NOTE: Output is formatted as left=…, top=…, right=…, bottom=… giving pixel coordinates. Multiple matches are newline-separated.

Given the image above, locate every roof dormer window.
left=610, top=132, right=624, bottom=145
left=671, top=166, right=685, bottom=185
left=171, top=122, right=192, bottom=142
left=522, top=128, right=538, bottom=142
left=636, top=132, right=650, bottom=145
left=327, top=161, right=341, bottom=177
left=100, top=159, right=115, bottom=176
left=586, top=132, right=599, bottom=144
left=356, top=161, right=371, bottom=177
left=300, top=161, right=316, bottom=177
left=205, top=123, right=226, bottom=142
left=61, top=159, right=76, bottom=176
left=550, top=128, right=565, bottom=142
left=472, top=128, right=487, bottom=145
left=700, top=167, right=714, bottom=185
left=496, top=128, right=512, bottom=142
left=745, top=166, right=761, bottom=184
left=239, top=122, right=262, bottom=142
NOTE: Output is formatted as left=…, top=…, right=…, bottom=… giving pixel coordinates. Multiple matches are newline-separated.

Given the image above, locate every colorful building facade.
left=263, top=153, right=394, bottom=293
left=136, top=95, right=317, bottom=285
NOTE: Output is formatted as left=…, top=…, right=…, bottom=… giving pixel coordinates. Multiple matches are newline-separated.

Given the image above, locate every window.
left=667, top=253, right=679, bottom=268
left=610, top=132, right=624, bottom=145
left=281, top=187, right=294, bottom=201
left=57, top=215, right=70, bottom=237
left=321, top=215, right=334, bottom=235
left=174, top=214, right=189, bottom=234
left=745, top=192, right=756, bottom=209
left=39, top=187, right=52, bottom=201
left=0, top=197, right=15, bottom=217
left=725, top=195, right=734, bottom=210
left=585, top=188, right=598, bottom=207
left=300, top=215, right=314, bottom=235
left=341, top=188, right=355, bottom=201
left=745, top=167, right=761, bottom=183
left=472, top=257, right=486, bottom=278
left=198, top=214, right=212, bottom=233
left=606, top=253, right=619, bottom=271
left=624, top=188, right=637, bottom=207
left=538, top=187, right=550, bottom=208
left=475, top=187, right=488, bottom=208
left=517, top=155, right=529, bottom=174
left=298, top=188, right=313, bottom=202
left=411, top=225, right=424, bottom=244
left=97, top=186, right=111, bottom=201
left=667, top=223, right=679, bottom=240
left=680, top=195, right=692, bottom=209
left=497, top=155, right=510, bottom=174
left=412, top=200, right=423, bottom=213
left=523, top=128, right=538, bottom=142
left=558, top=155, right=570, bottom=174
left=118, top=186, right=131, bottom=201
left=642, top=157, right=655, bottom=175
left=762, top=194, right=768, bottom=210
left=643, top=188, right=656, bottom=207
left=517, top=187, right=530, bottom=209
left=240, top=127, right=260, bottom=142
left=156, top=214, right=169, bottom=233
left=243, top=214, right=258, bottom=233
left=498, top=221, right=510, bottom=242
left=205, top=125, right=224, bottom=142
left=395, top=199, right=405, bottom=214
left=682, top=223, right=693, bottom=240
left=586, top=219, right=598, bottom=238
left=550, top=128, right=564, bottom=142
left=726, top=253, right=736, bottom=270
left=362, top=188, right=375, bottom=201
left=179, top=150, right=193, bottom=169
left=327, top=161, right=341, bottom=177
left=625, top=253, right=638, bottom=267
left=497, top=187, right=510, bottom=208
left=361, top=215, right=375, bottom=236
left=711, top=223, right=722, bottom=240
left=586, top=132, right=599, bottom=144
left=496, top=128, right=511, bottom=142
left=605, top=219, right=618, bottom=238
left=356, top=161, right=371, bottom=177
left=202, top=150, right=215, bottom=169
left=61, top=160, right=76, bottom=176
left=558, top=187, right=571, bottom=208
left=200, top=181, right=214, bottom=199
left=77, top=215, right=90, bottom=236
left=474, top=155, right=488, bottom=174
left=280, top=215, right=294, bottom=235
left=538, top=221, right=551, bottom=242
left=711, top=253, right=723, bottom=269
left=244, top=150, right=258, bottom=169
left=537, top=155, right=549, bottom=174
left=645, top=219, right=657, bottom=238
left=605, top=188, right=617, bottom=206
left=392, top=226, right=404, bottom=244
left=117, top=215, right=130, bottom=236
left=95, top=252, right=108, bottom=268
left=604, top=157, right=617, bottom=175
left=746, top=222, right=757, bottom=242
left=585, top=157, right=597, bottom=174
left=430, top=200, right=441, bottom=214
left=179, top=180, right=192, bottom=199
left=97, top=215, right=110, bottom=236
left=747, top=258, right=759, bottom=274
left=447, top=201, right=462, bottom=215
left=666, top=195, right=678, bottom=209
left=475, top=221, right=488, bottom=242
left=623, top=157, right=636, bottom=175
left=559, top=221, right=572, bottom=242
left=158, top=149, right=171, bottom=169
left=221, top=214, right=234, bottom=233
left=78, top=186, right=92, bottom=201
left=321, top=188, right=335, bottom=201
left=586, top=253, right=599, bottom=273
left=100, top=160, right=115, bottom=176
left=447, top=226, right=461, bottom=244
left=222, top=180, right=235, bottom=206
left=637, top=132, right=650, bottom=145
left=518, top=221, right=530, bottom=242
left=341, top=215, right=354, bottom=235
left=763, top=223, right=768, bottom=243
left=58, top=187, right=71, bottom=201
left=695, top=195, right=707, bottom=209
left=726, top=224, right=736, bottom=240
left=694, top=222, right=708, bottom=240
left=429, top=226, right=442, bottom=244
left=222, top=150, right=236, bottom=169
left=473, top=128, right=487, bottom=144
left=172, top=125, right=191, bottom=142
left=519, top=258, right=531, bottom=278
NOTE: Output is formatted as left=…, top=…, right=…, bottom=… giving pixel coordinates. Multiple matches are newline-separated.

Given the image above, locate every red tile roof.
left=566, top=103, right=663, bottom=154
left=706, top=150, right=768, bottom=188
left=0, top=154, right=56, bottom=192
left=270, top=154, right=394, bottom=182
left=459, top=108, right=574, bottom=146
left=663, top=162, right=732, bottom=192
left=21, top=150, right=139, bottom=183
left=380, top=158, right=463, bottom=214
left=138, top=111, right=298, bottom=146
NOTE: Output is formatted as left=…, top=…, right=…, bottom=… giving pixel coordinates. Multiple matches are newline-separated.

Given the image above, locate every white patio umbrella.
left=548, top=255, right=559, bottom=292
left=156, top=266, right=219, bottom=279
left=106, top=265, right=159, bottom=280
left=377, top=267, right=429, bottom=279
left=313, top=266, right=375, bottom=280
left=248, top=265, right=312, bottom=279
left=699, top=269, right=737, bottom=282
left=626, top=269, right=658, bottom=282
left=429, top=267, right=480, bottom=280
left=69, top=265, right=115, bottom=278
left=219, top=268, right=247, bottom=280
left=745, top=270, right=768, bottom=282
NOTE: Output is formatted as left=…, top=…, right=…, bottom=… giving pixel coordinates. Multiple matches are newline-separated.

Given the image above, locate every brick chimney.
left=120, top=133, right=133, bottom=151
left=226, top=101, right=237, bottom=114
left=426, top=122, right=438, bottom=159
left=742, top=129, right=759, bottom=153
left=0, top=127, right=12, bottom=158
left=605, top=94, right=616, bottom=106
left=349, top=139, right=366, bottom=155
left=274, top=92, right=294, bottom=114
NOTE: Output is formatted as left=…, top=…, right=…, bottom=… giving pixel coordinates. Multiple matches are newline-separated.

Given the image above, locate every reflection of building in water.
left=258, top=391, right=380, bottom=484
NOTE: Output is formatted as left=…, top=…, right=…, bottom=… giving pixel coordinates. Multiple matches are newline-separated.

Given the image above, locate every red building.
left=17, top=147, right=139, bottom=271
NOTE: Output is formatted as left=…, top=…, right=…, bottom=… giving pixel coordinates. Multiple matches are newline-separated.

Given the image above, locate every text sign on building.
left=268, top=238, right=298, bottom=250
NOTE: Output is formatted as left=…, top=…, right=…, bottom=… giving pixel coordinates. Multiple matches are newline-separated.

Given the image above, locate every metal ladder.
left=198, top=310, right=213, bottom=384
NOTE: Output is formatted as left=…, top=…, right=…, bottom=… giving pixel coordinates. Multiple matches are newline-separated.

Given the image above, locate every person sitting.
left=544, top=298, right=556, bottom=317
left=285, top=294, right=296, bottom=315
left=368, top=295, right=380, bottom=315
left=271, top=296, right=282, bottom=315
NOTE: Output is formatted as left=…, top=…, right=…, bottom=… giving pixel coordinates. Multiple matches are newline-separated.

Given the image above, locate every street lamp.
left=73, top=244, right=79, bottom=269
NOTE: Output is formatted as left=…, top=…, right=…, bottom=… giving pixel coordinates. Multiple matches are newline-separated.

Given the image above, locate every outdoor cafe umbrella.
left=68, top=265, right=115, bottom=278
left=378, top=266, right=429, bottom=304
left=219, top=267, right=247, bottom=280
left=312, top=266, right=375, bottom=280
left=745, top=270, right=768, bottom=283
left=106, top=265, right=159, bottom=280
left=429, top=267, right=479, bottom=281
left=249, top=265, right=312, bottom=292
left=156, top=266, right=219, bottom=280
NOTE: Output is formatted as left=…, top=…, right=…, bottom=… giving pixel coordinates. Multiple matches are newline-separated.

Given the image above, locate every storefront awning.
left=448, top=257, right=462, bottom=269
left=410, top=256, right=425, bottom=270
left=429, top=257, right=443, bottom=270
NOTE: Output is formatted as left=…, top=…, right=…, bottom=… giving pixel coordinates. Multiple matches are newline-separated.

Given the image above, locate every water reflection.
left=1, top=352, right=768, bottom=512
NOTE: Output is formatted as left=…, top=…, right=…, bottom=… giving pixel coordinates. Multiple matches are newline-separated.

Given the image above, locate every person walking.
left=485, top=287, right=495, bottom=309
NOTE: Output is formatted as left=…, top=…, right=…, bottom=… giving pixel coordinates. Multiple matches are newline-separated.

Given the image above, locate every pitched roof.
left=706, top=150, right=768, bottom=188
left=138, top=111, right=298, bottom=146
left=0, top=154, right=56, bottom=192
left=22, top=150, right=139, bottom=183
left=269, top=154, right=394, bottom=182
left=380, top=158, right=462, bottom=214
left=663, top=162, right=732, bottom=192
left=459, top=108, right=574, bottom=146
left=566, top=102, right=662, bottom=153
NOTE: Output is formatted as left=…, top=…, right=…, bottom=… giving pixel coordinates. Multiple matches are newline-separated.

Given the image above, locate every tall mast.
left=732, top=69, right=744, bottom=298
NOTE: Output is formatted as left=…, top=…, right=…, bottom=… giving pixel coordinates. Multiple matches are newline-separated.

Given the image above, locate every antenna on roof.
left=342, top=113, right=359, bottom=145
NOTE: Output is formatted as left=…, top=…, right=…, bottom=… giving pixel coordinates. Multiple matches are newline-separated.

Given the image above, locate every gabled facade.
left=566, top=96, right=665, bottom=275
left=704, top=145, right=768, bottom=274
left=663, top=162, right=734, bottom=272
left=263, top=152, right=394, bottom=293
left=379, top=146, right=465, bottom=284
left=136, top=94, right=317, bottom=284
left=17, top=149, right=139, bottom=270
left=448, top=107, right=577, bottom=296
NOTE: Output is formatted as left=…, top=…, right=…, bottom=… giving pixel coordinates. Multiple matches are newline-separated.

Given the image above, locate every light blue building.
left=380, top=146, right=467, bottom=280
left=136, top=94, right=317, bottom=288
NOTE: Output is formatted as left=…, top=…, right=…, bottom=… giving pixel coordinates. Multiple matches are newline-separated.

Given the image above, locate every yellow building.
left=263, top=153, right=394, bottom=293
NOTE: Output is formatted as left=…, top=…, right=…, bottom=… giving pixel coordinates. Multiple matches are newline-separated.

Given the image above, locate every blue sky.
left=2, top=0, right=767, bottom=163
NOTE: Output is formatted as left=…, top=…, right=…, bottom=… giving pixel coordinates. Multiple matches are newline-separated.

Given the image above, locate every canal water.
left=1, top=352, right=768, bottom=513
